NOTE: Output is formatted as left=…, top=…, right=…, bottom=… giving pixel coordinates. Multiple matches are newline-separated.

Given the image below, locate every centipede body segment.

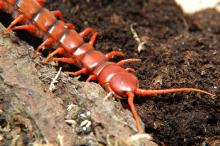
left=0, top=0, right=215, bottom=132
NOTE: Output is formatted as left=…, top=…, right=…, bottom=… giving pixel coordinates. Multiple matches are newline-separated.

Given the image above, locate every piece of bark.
left=0, top=24, right=158, bottom=146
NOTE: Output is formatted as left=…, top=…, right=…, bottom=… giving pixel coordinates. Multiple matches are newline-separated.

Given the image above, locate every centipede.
left=0, top=0, right=215, bottom=132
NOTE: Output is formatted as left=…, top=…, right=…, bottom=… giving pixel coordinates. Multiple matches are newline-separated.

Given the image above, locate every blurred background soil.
left=1, top=0, right=220, bottom=146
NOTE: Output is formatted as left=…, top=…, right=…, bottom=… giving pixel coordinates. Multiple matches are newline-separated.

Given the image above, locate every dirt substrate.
left=0, top=0, right=220, bottom=146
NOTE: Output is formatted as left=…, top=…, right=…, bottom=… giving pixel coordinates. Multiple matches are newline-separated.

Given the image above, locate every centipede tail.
left=0, top=0, right=215, bottom=133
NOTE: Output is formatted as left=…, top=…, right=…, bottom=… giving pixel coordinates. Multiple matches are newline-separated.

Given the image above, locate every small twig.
left=49, top=67, right=62, bottom=91
left=57, top=134, right=64, bottom=146
left=130, top=23, right=147, bottom=52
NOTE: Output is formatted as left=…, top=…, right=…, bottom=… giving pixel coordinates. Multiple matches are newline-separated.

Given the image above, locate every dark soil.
left=1, top=0, right=220, bottom=146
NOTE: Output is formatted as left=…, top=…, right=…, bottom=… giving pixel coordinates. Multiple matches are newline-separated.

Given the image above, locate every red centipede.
left=0, top=0, right=215, bottom=133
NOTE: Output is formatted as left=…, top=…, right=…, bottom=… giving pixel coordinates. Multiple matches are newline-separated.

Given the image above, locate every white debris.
left=175, top=0, right=220, bottom=14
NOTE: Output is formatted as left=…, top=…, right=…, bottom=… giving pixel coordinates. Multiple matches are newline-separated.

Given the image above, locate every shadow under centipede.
left=0, top=11, right=12, bottom=27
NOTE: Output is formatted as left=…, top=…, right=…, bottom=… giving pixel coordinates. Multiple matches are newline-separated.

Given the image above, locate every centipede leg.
left=103, top=84, right=116, bottom=97
left=125, top=68, right=136, bottom=73
left=80, top=28, right=99, bottom=45
left=116, top=59, right=141, bottom=66
left=10, top=25, right=37, bottom=33
left=86, top=75, right=96, bottom=82
left=37, top=0, right=45, bottom=6
left=65, top=23, right=75, bottom=29
left=89, top=32, right=98, bottom=46
left=32, top=38, right=54, bottom=58
left=105, top=51, right=125, bottom=59
left=43, top=47, right=65, bottom=64
left=51, top=10, right=64, bottom=21
left=80, top=28, right=95, bottom=37
left=53, top=57, right=75, bottom=64
left=65, top=68, right=87, bottom=76
left=6, top=14, right=25, bottom=31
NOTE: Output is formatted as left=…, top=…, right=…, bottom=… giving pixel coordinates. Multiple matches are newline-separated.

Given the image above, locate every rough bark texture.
left=0, top=24, right=157, bottom=146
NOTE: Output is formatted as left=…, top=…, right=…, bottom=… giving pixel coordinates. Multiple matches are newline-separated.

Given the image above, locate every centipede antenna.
left=135, top=88, right=215, bottom=97
left=127, top=92, right=141, bottom=133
